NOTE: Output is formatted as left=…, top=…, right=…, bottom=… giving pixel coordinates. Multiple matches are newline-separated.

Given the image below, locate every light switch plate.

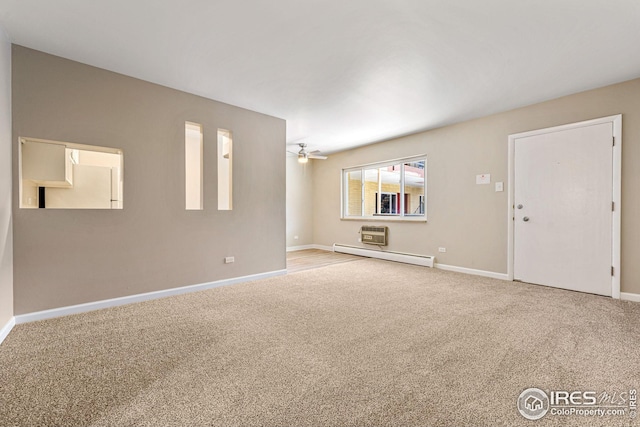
left=495, top=182, right=504, bottom=192
left=476, top=174, right=491, bottom=185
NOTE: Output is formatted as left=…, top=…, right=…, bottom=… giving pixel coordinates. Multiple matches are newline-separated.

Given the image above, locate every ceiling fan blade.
left=308, top=154, right=327, bottom=160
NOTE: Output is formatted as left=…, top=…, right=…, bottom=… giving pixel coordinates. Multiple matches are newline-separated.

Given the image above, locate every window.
left=342, top=156, right=426, bottom=220
left=19, top=137, right=123, bottom=209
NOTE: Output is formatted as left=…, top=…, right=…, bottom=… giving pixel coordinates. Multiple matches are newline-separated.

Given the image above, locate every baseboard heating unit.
left=333, top=244, right=434, bottom=267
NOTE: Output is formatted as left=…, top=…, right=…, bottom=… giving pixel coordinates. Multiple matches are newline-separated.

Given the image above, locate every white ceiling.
left=1, top=0, right=639, bottom=154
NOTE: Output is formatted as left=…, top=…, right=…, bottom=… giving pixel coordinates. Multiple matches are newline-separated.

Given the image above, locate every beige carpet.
left=1, top=258, right=639, bottom=426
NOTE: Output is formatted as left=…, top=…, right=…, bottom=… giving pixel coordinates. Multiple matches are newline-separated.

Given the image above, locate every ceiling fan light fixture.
left=288, top=142, right=325, bottom=163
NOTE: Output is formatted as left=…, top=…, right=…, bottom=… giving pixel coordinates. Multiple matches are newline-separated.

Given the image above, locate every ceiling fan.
left=288, top=143, right=327, bottom=163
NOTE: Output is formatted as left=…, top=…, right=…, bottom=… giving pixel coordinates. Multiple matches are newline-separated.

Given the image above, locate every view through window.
left=343, top=156, right=426, bottom=219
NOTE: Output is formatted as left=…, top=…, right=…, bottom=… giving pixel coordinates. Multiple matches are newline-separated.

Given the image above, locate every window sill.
left=340, top=216, right=427, bottom=223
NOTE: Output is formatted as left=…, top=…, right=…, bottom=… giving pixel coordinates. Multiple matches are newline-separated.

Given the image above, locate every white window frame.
left=341, top=155, right=427, bottom=222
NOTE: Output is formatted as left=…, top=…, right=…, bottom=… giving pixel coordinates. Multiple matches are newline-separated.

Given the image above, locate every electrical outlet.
left=294, top=235, right=299, bottom=240
left=438, top=247, right=446, bottom=253
left=224, top=256, right=235, bottom=264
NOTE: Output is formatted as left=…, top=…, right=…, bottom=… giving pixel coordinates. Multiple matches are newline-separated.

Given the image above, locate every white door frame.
left=507, top=114, right=622, bottom=298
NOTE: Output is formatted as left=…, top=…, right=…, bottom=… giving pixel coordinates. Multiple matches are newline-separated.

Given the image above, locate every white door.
left=513, top=122, right=614, bottom=296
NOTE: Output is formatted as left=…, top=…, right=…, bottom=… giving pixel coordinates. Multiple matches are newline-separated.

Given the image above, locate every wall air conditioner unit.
left=361, top=225, right=388, bottom=246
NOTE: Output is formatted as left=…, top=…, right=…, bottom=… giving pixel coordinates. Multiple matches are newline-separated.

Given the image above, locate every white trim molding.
left=286, top=244, right=316, bottom=252
left=15, top=269, right=287, bottom=325
left=621, top=292, right=640, bottom=303
left=287, top=244, right=334, bottom=252
left=507, top=114, right=622, bottom=299
left=434, top=263, right=509, bottom=280
left=0, top=316, right=15, bottom=345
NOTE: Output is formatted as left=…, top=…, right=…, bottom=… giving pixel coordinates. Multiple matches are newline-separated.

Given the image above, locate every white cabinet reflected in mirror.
left=19, top=138, right=123, bottom=209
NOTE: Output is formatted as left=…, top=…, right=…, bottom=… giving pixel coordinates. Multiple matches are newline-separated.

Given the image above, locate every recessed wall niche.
left=185, top=122, right=203, bottom=210
left=217, top=129, right=233, bottom=210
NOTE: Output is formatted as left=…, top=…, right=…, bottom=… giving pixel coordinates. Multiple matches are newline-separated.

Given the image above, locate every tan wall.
left=286, top=155, right=314, bottom=247
left=313, top=77, right=640, bottom=294
left=12, top=46, right=286, bottom=314
left=0, top=30, right=13, bottom=327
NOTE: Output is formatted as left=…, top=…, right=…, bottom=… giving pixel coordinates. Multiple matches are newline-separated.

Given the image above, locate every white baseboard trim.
left=15, top=269, right=287, bottom=325
left=286, top=244, right=315, bottom=252
left=0, top=316, right=15, bottom=345
left=621, top=292, right=640, bottom=303
left=313, top=244, right=335, bottom=252
left=287, top=244, right=335, bottom=252
left=434, top=263, right=510, bottom=281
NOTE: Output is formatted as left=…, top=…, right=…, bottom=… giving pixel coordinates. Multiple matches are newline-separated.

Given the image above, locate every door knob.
left=523, top=217, right=530, bottom=222
left=517, top=204, right=523, bottom=209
